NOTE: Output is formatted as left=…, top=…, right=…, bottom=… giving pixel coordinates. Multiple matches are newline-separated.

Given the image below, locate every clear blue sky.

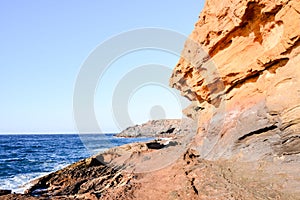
left=0, top=1, right=204, bottom=133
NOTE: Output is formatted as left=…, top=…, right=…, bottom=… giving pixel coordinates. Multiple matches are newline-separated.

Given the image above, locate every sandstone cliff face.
left=170, top=0, right=300, bottom=162
left=4, top=1, right=300, bottom=199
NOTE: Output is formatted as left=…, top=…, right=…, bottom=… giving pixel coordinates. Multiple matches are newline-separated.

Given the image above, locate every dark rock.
left=160, top=127, right=175, bottom=134
left=146, top=141, right=165, bottom=149
left=0, top=190, right=11, bottom=196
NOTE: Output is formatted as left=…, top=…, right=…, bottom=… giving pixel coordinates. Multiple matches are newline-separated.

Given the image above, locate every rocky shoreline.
left=1, top=129, right=196, bottom=199
left=2, top=0, right=300, bottom=199
left=1, top=117, right=299, bottom=199
left=1, top=132, right=299, bottom=199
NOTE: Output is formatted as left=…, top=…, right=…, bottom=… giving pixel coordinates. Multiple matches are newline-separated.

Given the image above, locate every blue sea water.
left=0, top=134, right=151, bottom=193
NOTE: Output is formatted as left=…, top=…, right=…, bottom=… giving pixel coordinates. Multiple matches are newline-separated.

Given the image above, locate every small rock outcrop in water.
left=3, top=0, right=300, bottom=199
left=116, top=119, right=193, bottom=138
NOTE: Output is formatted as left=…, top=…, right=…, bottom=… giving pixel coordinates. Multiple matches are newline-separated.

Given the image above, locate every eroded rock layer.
left=3, top=1, right=300, bottom=199
left=170, top=0, right=300, bottom=162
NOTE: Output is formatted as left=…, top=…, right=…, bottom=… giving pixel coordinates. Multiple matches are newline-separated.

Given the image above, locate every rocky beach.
left=2, top=0, right=300, bottom=199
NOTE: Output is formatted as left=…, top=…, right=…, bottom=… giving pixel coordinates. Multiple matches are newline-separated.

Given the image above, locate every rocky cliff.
left=170, top=0, right=300, bottom=162
left=3, top=0, right=300, bottom=199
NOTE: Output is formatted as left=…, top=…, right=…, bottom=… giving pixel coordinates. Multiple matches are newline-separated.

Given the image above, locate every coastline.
left=2, top=0, right=300, bottom=198
left=0, top=133, right=154, bottom=196
left=0, top=122, right=196, bottom=199
left=2, top=128, right=299, bottom=199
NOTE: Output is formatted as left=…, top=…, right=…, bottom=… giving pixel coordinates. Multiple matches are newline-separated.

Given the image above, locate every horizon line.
left=0, top=132, right=118, bottom=135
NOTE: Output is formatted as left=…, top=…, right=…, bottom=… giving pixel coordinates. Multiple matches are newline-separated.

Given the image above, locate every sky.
left=0, top=1, right=205, bottom=133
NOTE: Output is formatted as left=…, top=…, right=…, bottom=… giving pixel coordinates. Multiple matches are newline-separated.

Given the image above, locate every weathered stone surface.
left=5, top=0, right=300, bottom=199
left=170, top=0, right=300, bottom=162
left=22, top=154, right=135, bottom=199
left=6, top=143, right=299, bottom=199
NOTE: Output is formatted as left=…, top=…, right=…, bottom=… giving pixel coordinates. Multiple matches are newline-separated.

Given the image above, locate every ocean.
left=0, top=134, right=151, bottom=193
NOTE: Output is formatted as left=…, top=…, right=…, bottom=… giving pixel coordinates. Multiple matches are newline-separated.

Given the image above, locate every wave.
left=0, top=162, right=75, bottom=194
left=0, top=172, right=48, bottom=194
